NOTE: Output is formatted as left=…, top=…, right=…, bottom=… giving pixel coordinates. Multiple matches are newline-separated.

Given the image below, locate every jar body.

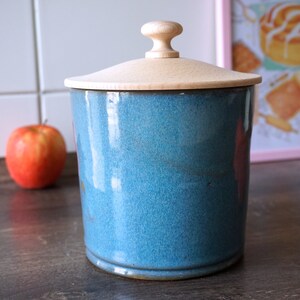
left=71, top=87, right=254, bottom=280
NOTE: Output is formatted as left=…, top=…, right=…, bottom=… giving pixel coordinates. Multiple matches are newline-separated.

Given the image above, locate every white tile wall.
left=41, top=93, right=75, bottom=152
left=0, top=94, right=39, bottom=156
left=0, top=0, right=216, bottom=158
left=0, top=0, right=37, bottom=93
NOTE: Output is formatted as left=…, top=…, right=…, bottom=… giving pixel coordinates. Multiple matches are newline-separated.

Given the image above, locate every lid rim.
left=65, top=76, right=262, bottom=91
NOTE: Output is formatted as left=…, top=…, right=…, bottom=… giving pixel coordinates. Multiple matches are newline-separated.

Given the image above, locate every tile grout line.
left=0, top=91, right=38, bottom=97
left=0, top=89, right=68, bottom=97
left=1, top=2, right=69, bottom=107
left=31, top=0, right=42, bottom=123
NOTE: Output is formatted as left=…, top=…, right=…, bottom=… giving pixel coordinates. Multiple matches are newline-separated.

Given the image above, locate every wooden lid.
left=64, top=21, right=262, bottom=91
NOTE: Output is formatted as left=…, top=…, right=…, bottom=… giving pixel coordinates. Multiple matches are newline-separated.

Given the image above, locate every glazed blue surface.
left=70, top=87, right=254, bottom=279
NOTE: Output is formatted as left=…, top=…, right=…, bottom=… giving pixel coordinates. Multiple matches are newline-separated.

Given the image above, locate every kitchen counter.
left=1, top=155, right=300, bottom=299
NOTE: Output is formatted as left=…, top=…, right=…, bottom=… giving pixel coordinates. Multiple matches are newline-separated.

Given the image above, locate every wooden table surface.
left=0, top=155, right=299, bottom=299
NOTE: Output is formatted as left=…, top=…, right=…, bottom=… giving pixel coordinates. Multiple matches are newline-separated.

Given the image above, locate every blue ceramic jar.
left=65, top=21, right=261, bottom=279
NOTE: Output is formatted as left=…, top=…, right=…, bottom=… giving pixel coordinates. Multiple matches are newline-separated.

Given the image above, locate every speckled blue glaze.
left=70, top=87, right=254, bottom=280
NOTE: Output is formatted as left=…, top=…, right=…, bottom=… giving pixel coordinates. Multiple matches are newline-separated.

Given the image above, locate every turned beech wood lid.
left=64, top=21, right=262, bottom=91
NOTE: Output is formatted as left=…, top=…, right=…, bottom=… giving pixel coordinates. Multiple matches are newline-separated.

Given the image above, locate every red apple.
left=5, top=124, right=66, bottom=189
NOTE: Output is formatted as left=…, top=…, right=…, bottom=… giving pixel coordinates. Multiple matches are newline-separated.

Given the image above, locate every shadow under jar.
left=65, top=21, right=261, bottom=280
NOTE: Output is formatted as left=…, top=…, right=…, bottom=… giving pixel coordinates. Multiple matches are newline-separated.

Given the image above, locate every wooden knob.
left=141, top=21, right=183, bottom=58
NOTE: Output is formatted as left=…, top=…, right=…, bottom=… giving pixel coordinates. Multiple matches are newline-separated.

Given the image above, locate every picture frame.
left=215, top=0, right=300, bottom=162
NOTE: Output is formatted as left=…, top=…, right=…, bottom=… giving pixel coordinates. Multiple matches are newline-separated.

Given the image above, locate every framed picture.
left=215, top=0, right=300, bottom=162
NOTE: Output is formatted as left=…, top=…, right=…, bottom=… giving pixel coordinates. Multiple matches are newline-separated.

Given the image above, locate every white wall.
left=0, top=0, right=216, bottom=157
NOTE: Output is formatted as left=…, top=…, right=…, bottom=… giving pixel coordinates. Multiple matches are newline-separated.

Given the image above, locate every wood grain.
left=0, top=156, right=299, bottom=299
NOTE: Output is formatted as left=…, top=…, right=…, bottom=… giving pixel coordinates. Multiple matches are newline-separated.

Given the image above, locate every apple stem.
left=43, top=119, right=48, bottom=126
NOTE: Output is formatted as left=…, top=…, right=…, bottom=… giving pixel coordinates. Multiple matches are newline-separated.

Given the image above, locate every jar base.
left=86, top=248, right=243, bottom=280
